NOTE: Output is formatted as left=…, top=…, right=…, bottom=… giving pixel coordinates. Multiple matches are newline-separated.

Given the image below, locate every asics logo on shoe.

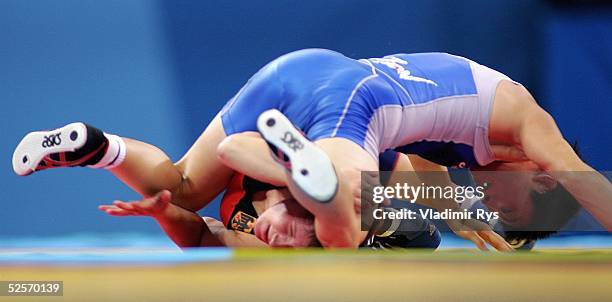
left=42, top=133, right=62, bottom=148
left=281, top=131, right=304, bottom=152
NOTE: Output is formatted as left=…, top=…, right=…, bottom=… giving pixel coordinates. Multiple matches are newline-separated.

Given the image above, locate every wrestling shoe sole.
left=13, top=122, right=88, bottom=176
left=257, top=109, right=338, bottom=203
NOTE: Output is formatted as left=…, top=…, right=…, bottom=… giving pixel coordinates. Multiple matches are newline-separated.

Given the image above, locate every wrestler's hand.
left=445, top=218, right=514, bottom=252
left=98, top=190, right=172, bottom=218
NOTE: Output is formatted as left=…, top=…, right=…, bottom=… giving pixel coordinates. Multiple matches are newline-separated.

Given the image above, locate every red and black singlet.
left=219, top=173, right=283, bottom=234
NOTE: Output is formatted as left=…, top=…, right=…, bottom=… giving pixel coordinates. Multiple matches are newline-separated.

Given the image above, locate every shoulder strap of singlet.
left=219, top=173, right=247, bottom=226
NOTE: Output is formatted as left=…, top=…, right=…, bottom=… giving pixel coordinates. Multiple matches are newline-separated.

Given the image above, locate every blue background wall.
left=0, top=0, right=610, bottom=238
left=544, top=8, right=612, bottom=170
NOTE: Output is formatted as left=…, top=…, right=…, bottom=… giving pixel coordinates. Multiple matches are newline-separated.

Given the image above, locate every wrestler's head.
left=254, top=199, right=319, bottom=247
left=471, top=160, right=580, bottom=241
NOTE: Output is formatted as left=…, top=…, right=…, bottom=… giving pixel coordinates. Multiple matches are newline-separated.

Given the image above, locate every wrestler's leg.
left=269, top=137, right=375, bottom=248
left=108, top=138, right=183, bottom=198
left=216, top=132, right=287, bottom=186
left=14, top=116, right=234, bottom=212
left=112, top=116, right=234, bottom=211
left=291, top=138, right=376, bottom=247
left=256, top=110, right=375, bottom=247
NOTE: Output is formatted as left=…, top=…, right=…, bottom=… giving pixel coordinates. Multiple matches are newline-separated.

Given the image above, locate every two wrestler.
left=13, top=49, right=610, bottom=250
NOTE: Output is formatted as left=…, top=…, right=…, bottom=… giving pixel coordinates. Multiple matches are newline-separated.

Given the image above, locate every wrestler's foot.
left=257, top=109, right=338, bottom=203
left=12, top=122, right=111, bottom=176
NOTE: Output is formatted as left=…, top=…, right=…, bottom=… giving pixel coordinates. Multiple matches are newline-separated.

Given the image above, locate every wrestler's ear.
left=532, top=173, right=558, bottom=193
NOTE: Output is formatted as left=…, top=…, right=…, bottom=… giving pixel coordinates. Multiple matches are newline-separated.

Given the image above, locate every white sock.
left=87, top=133, right=127, bottom=169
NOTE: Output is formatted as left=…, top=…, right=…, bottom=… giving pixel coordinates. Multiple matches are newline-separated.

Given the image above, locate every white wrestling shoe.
left=257, top=109, right=338, bottom=203
left=13, top=122, right=89, bottom=176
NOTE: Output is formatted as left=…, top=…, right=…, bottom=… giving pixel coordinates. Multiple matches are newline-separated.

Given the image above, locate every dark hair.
left=502, top=183, right=581, bottom=241
left=502, top=142, right=582, bottom=241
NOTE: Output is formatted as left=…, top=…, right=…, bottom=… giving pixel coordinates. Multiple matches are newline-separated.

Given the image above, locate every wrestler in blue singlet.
left=221, top=48, right=512, bottom=168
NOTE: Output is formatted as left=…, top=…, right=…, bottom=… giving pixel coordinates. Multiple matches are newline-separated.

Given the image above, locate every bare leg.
left=109, top=138, right=184, bottom=198
left=13, top=115, right=235, bottom=211
left=255, top=110, right=375, bottom=247
left=216, top=132, right=287, bottom=186
left=109, top=116, right=234, bottom=211
left=288, top=138, right=376, bottom=247
left=216, top=133, right=374, bottom=241
left=215, top=131, right=370, bottom=247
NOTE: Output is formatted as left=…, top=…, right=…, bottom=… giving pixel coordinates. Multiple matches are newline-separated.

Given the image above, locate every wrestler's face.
left=254, top=200, right=317, bottom=247
left=472, top=161, right=556, bottom=227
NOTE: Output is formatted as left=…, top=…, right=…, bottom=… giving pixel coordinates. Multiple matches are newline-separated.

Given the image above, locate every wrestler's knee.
left=216, top=136, right=234, bottom=162
left=216, top=133, right=258, bottom=163
left=165, top=162, right=202, bottom=211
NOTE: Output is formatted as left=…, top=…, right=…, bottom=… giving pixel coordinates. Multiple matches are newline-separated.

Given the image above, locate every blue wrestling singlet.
left=221, top=49, right=512, bottom=168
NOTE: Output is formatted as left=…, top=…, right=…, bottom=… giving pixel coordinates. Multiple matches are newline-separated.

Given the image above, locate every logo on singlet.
left=370, top=56, right=438, bottom=86
left=231, top=211, right=257, bottom=234
left=42, top=132, right=62, bottom=148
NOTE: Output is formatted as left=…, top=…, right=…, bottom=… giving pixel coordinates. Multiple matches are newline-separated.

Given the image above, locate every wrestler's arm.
left=217, top=132, right=287, bottom=186
left=396, top=154, right=460, bottom=210
left=99, top=190, right=266, bottom=248
left=389, top=154, right=469, bottom=211
left=519, top=107, right=612, bottom=230
left=390, top=154, right=513, bottom=251
left=100, top=190, right=211, bottom=247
